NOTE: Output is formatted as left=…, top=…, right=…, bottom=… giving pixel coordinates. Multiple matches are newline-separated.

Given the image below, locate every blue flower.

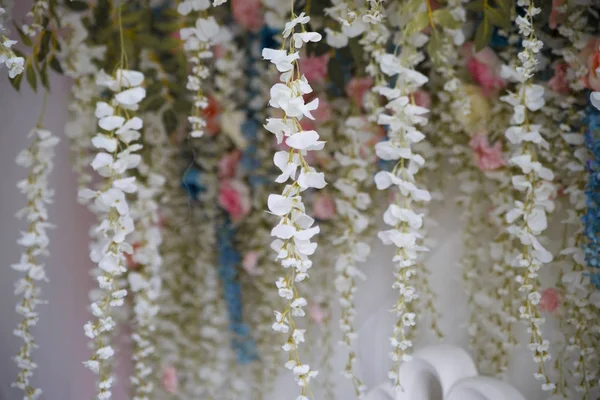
left=181, top=167, right=205, bottom=200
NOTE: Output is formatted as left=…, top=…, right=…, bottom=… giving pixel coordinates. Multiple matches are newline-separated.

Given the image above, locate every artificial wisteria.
left=4, top=0, right=600, bottom=400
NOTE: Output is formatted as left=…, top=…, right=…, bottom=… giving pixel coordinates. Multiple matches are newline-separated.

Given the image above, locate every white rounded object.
left=446, top=377, right=527, bottom=400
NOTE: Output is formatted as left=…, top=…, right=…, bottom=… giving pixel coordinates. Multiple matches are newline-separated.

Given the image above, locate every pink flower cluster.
left=218, top=180, right=251, bottom=222
left=469, top=134, right=505, bottom=172
left=462, top=43, right=506, bottom=96
left=581, top=38, right=600, bottom=91
left=231, top=0, right=264, bottom=32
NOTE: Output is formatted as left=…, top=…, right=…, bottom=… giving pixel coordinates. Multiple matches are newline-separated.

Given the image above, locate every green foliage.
left=468, top=0, right=512, bottom=51
left=404, top=12, right=429, bottom=37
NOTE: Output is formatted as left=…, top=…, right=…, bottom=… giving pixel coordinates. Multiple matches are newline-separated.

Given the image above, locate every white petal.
left=113, top=177, right=137, bottom=193
left=95, top=102, right=114, bottom=118
left=116, top=69, right=144, bottom=87
left=91, top=134, right=118, bottom=152
left=115, top=87, right=146, bottom=106
left=91, top=153, right=114, bottom=171
left=99, top=116, right=125, bottom=131
left=298, top=170, right=326, bottom=189
left=268, top=194, right=293, bottom=216
left=272, top=224, right=297, bottom=239
left=286, top=130, right=320, bottom=150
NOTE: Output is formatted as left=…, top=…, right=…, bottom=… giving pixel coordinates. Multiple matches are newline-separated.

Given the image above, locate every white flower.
left=262, top=48, right=300, bottom=72
left=293, top=31, right=322, bottom=48
left=282, top=12, right=310, bottom=37
left=177, top=0, right=210, bottom=15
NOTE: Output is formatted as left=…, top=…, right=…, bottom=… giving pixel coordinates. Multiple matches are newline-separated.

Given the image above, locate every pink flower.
left=299, top=54, right=329, bottom=84
left=313, top=98, right=332, bottom=122
left=213, top=44, right=227, bottom=59
left=469, top=134, right=505, bottom=171
left=313, top=193, right=336, bottom=220
left=231, top=0, right=264, bottom=32
left=218, top=180, right=251, bottom=222
left=346, top=77, right=373, bottom=108
left=539, top=288, right=561, bottom=313
left=218, top=150, right=241, bottom=179
left=242, top=251, right=259, bottom=276
left=162, top=366, right=178, bottom=394
left=463, top=43, right=506, bottom=95
left=411, top=90, right=431, bottom=109
left=549, top=0, right=566, bottom=30
left=548, top=62, right=570, bottom=94
left=309, top=303, right=327, bottom=324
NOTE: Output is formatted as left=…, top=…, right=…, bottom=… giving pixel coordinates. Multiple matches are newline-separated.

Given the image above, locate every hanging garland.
left=2, top=1, right=600, bottom=399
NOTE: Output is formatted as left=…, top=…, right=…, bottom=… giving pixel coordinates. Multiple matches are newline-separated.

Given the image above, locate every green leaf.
left=427, top=32, right=443, bottom=64
left=9, top=72, right=23, bottom=91
left=327, top=57, right=345, bottom=92
left=474, top=17, right=493, bottom=51
left=485, top=6, right=511, bottom=29
left=348, top=37, right=365, bottom=65
left=49, top=56, right=63, bottom=74
left=13, top=22, right=33, bottom=47
left=432, top=9, right=461, bottom=30
left=162, top=109, right=178, bottom=134
left=26, top=63, right=37, bottom=91
left=404, top=12, right=429, bottom=36
left=153, top=20, right=180, bottom=33
left=39, top=62, right=49, bottom=90
left=465, top=0, right=485, bottom=11
left=64, top=0, right=89, bottom=11
left=37, top=32, right=51, bottom=63
left=143, top=95, right=164, bottom=112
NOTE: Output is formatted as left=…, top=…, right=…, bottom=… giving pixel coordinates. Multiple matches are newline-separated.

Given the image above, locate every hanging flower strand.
left=374, top=51, right=431, bottom=391
left=78, top=3, right=146, bottom=394
left=11, top=100, right=59, bottom=400
left=179, top=1, right=222, bottom=138
left=500, top=0, right=555, bottom=392
left=262, top=7, right=324, bottom=399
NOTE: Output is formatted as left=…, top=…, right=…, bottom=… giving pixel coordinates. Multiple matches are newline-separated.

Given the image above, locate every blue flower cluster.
left=217, top=216, right=259, bottom=364
left=582, top=96, right=600, bottom=289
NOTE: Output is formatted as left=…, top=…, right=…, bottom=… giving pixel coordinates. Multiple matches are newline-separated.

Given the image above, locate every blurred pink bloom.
left=469, top=134, right=505, bottom=171
left=218, top=150, right=241, bottom=179
left=313, top=193, right=336, bottom=220
left=463, top=43, right=506, bottom=95
left=539, top=288, right=561, bottom=313
left=309, top=303, right=327, bottom=324
left=162, top=366, right=178, bottom=394
left=300, top=54, right=329, bottom=84
left=242, top=251, right=260, bottom=276
left=549, top=0, right=566, bottom=29
left=231, top=0, right=264, bottom=32
left=548, top=62, right=570, bottom=94
left=411, top=90, right=431, bottom=109
left=218, top=180, right=251, bottom=222
left=346, top=77, right=373, bottom=108
left=213, top=44, right=227, bottom=59
left=313, top=98, right=332, bottom=122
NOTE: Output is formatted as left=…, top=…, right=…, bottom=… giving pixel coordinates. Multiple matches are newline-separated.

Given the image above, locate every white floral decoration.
left=79, top=68, right=146, bottom=399
left=373, top=48, right=431, bottom=390
left=263, top=10, right=325, bottom=399
left=179, top=3, right=227, bottom=138
left=500, top=0, right=555, bottom=391
left=11, top=127, right=59, bottom=400
left=0, top=3, right=24, bottom=78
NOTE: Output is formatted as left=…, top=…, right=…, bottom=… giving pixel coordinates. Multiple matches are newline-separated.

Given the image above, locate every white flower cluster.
left=59, top=13, right=106, bottom=193
left=79, top=69, right=146, bottom=399
left=128, top=160, right=165, bottom=400
left=324, top=0, right=367, bottom=49
left=12, top=127, right=59, bottom=400
left=373, top=52, right=431, bottom=389
left=500, top=0, right=555, bottom=392
left=179, top=5, right=226, bottom=138
left=332, top=117, right=372, bottom=398
left=263, top=12, right=324, bottom=397
left=0, top=4, right=24, bottom=78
